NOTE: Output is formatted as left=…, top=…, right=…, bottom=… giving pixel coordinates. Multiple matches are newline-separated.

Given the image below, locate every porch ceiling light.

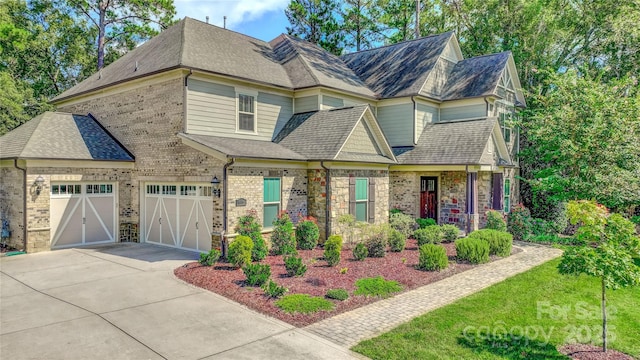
left=34, top=175, right=45, bottom=195
left=211, top=175, right=221, bottom=198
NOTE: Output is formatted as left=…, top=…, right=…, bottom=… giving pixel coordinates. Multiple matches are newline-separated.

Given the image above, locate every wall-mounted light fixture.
left=34, top=175, right=45, bottom=195
left=211, top=175, right=221, bottom=198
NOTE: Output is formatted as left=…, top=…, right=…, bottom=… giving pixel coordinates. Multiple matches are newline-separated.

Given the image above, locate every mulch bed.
left=559, top=344, right=635, bottom=360
left=174, top=239, right=520, bottom=327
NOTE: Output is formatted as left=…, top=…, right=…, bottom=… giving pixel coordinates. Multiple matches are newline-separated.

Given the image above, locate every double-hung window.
left=237, top=93, right=256, bottom=132
left=263, top=178, right=281, bottom=228
left=504, top=178, right=511, bottom=213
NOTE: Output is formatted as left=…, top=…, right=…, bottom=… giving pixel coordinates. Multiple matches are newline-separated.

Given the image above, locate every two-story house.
left=0, top=17, right=525, bottom=253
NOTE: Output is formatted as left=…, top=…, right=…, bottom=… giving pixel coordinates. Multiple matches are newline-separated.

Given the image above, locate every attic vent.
left=135, top=61, right=138, bottom=72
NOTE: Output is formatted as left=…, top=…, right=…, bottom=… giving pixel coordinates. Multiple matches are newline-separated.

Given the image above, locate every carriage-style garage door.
left=143, top=184, right=213, bottom=252
left=50, top=183, right=117, bottom=249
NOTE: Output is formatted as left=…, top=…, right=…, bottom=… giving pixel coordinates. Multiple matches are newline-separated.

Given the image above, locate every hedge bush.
left=228, top=235, right=253, bottom=268
left=469, top=229, right=513, bottom=257
left=271, top=213, right=297, bottom=255
left=485, top=210, right=507, bottom=232
left=388, top=229, right=406, bottom=252
left=325, top=288, right=349, bottom=301
left=441, top=224, right=460, bottom=242
left=366, top=234, right=386, bottom=258
left=198, top=249, right=221, bottom=266
left=414, top=226, right=443, bottom=246
left=242, top=263, right=271, bottom=286
left=389, top=212, right=416, bottom=238
left=324, top=235, right=343, bottom=267
left=455, top=237, right=490, bottom=264
left=235, top=211, right=267, bottom=261
left=296, top=219, right=319, bottom=250
left=418, top=244, right=448, bottom=271
left=353, top=242, right=368, bottom=261
left=283, top=255, right=307, bottom=277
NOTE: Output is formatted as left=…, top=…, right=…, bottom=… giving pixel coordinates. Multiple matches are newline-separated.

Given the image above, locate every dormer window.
left=236, top=90, right=257, bottom=133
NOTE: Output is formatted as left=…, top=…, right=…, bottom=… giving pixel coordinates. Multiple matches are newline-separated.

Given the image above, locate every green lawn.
left=352, top=258, right=640, bottom=359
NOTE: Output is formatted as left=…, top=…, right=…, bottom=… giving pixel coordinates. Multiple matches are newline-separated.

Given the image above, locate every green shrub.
left=198, top=248, right=221, bottom=266
left=531, top=195, right=568, bottom=234
left=235, top=210, right=267, bottom=261
left=441, top=224, right=460, bottom=242
left=262, top=280, right=287, bottom=298
left=283, top=255, right=307, bottom=277
left=296, top=219, right=319, bottom=250
left=325, top=288, right=349, bottom=301
left=228, top=235, right=253, bottom=268
left=455, top=237, right=490, bottom=264
left=418, top=244, right=448, bottom=271
left=507, top=204, right=533, bottom=241
left=469, top=229, right=513, bottom=257
left=485, top=210, right=507, bottom=232
left=275, top=294, right=335, bottom=314
left=389, top=208, right=404, bottom=215
left=388, top=229, right=406, bottom=252
left=353, top=242, right=368, bottom=260
left=324, top=235, right=343, bottom=266
left=389, top=212, right=416, bottom=238
left=354, top=276, right=403, bottom=298
left=526, top=234, right=586, bottom=246
left=414, top=226, right=443, bottom=246
left=416, top=217, right=437, bottom=229
left=242, top=263, right=271, bottom=286
left=631, top=215, right=640, bottom=225
left=366, top=234, right=386, bottom=258
left=531, top=218, right=555, bottom=236
left=270, top=213, right=297, bottom=255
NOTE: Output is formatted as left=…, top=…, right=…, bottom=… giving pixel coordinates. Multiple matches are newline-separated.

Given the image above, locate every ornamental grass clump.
left=388, top=229, right=406, bottom=252
left=418, top=244, right=448, bottom=271
left=323, top=235, right=343, bottom=266
left=414, top=226, right=444, bottom=245
left=242, top=263, right=271, bottom=286
left=283, top=255, right=307, bottom=277
left=485, top=210, right=507, bottom=232
left=353, top=242, right=368, bottom=261
left=235, top=210, right=267, bottom=261
left=271, top=213, right=297, bottom=255
left=228, top=235, right=253, bottom=268
left=469, top=229, right=513, bottom=257
left=296, top=218, right=320, bottom=250
left=441, top=224, right=461, bottom=242
left=455, top=237, right=490, bottom=264
left=275, top=294, right=335, bottom=314
left=354, top=276, right=403, bottom=298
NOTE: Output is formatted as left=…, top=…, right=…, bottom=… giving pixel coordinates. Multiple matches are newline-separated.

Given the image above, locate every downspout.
left=183, top=69, right=193, bottom=133
left=14, top=159, right=27, bottom=252
left=320, top=161, right=331, bottom=240
left=411, top=96, right=417, bottom=145
left=221, top=157, right=235, bottom=257
left=483, top=96, right=490, bottom=116
left=465, top=164, right=470, bottom=235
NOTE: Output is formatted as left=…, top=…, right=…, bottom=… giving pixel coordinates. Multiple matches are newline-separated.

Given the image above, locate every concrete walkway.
left=305, top=242, right=563, bottom=348
left=1, top=244, right=361, bottom=360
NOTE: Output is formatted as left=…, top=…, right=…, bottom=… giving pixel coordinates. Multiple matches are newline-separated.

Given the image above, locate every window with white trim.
left=237, top=93, right=256, bottom=132
left=263, top=178, right=281, bottom=228
left=354, top=178, right=368, bottom=222
left=504, top=178, right=511, bottom=213
left=86, top=184, right=113, bottom=194
left=51, top=184, right=81, bottom=195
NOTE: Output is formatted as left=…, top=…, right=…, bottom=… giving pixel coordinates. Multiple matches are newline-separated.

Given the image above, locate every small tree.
left=558, top=200, right=640, bottom=352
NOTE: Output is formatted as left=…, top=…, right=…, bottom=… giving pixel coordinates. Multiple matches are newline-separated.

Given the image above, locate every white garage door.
left=50, top=183, right=117, bottom=249
left=143, top=184, right=213, bottom=252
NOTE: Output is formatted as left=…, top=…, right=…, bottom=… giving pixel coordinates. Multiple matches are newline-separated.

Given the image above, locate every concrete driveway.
left=0, top=244, right=362, bottom=359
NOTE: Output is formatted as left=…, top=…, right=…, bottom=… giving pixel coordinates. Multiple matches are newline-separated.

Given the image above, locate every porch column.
left=466, top=172, right=478, bottom=233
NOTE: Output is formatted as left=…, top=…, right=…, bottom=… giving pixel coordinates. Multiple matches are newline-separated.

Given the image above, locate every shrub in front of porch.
left=418, top=244, right=448, bottom=271
left=416, top=217, right=437, bottom=228
left=414, top=226, right=444, bottom=245
left=229, top=235, right=253, bottom=268
left=242, top=263, right=271, bottom=286
left=296, top=218, right=319, bottom=250
left=455, top=237, right=490, bottom=264
left=235, top=210, right=268, bottom=261
left=441, top=224, right=461, bottom=242
left=389, top=212, right=416, bottom=238
left=324, top=235, right=343, bottom=266
left=469, top=229, right=513, bottom=257
left=485, top=210, right=507, bottom=232
left=271, top=213, right=297, bottom=255
left=388, top=229, right=406, bottom=252
left=507, top=204, right=533, bottom=241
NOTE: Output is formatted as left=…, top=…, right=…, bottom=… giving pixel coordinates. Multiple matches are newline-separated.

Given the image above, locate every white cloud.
left=175, top=0, right=289, bottom=29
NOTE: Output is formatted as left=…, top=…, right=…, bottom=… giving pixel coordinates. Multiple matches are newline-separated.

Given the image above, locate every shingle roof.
left=271, top=35, right=375, bottom=97
left=53, top=18, right=294, bottom=102
left=393, top=118, right=496, bottom=165
left=0, top=112, right=134, bottom=161
left=341, top=32, right=453, bottom=98
left=178, top=133, right=306, bottom=161
left=442, top=52, right=510, bottom=100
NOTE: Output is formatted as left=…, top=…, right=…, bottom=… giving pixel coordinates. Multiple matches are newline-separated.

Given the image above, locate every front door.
left=420, top=177, right=438, bottom=221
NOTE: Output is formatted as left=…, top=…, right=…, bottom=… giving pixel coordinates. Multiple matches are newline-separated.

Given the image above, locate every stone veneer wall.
left=226, top=167, right=308, bottom=235
left=439, top=172, right=467, bottom=229
left=0, top=167, right=24, bottom=250
left=307, top=169, right=328, bottom=239
left=477, top=171, right=493, bottom=229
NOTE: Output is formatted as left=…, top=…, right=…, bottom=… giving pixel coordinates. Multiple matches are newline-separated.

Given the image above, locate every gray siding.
left=421, top=57, right=456, bottom=98
left=322, top=95, right=344, bottom=109
left=186, top=78, right=293, bottom=141
left=341, top=121, right=380, bottom=154
left=376, top=103, right=413, bottom=147
left=440, top=103, right=486, bottom=122
left=415, top=103, right=439, bottom=141
left=295, top=95, right=318, bottom=113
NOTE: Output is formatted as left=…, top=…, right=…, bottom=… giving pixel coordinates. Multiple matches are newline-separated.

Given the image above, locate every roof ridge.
left=183, top=17, right=272, bottom=46
left=19, top=112, right=48, bottom=157
left=282, top=35, right=322, bottom=86
left=342, top=31, right=454, bottom=57
left=178, top=17, right=188, bottom=65
left=460, top=51, right=511, bottom=61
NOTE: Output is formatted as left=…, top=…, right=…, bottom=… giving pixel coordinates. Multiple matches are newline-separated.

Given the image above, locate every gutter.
left=221, top=157, right=235, bottom=257
left=14, top=159, right=27, bottom=252
left=320, top=161, right=331, bottom=240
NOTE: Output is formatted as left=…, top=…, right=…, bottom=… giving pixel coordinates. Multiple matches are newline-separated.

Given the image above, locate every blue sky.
left=174, top=0, right=291, bottom=41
